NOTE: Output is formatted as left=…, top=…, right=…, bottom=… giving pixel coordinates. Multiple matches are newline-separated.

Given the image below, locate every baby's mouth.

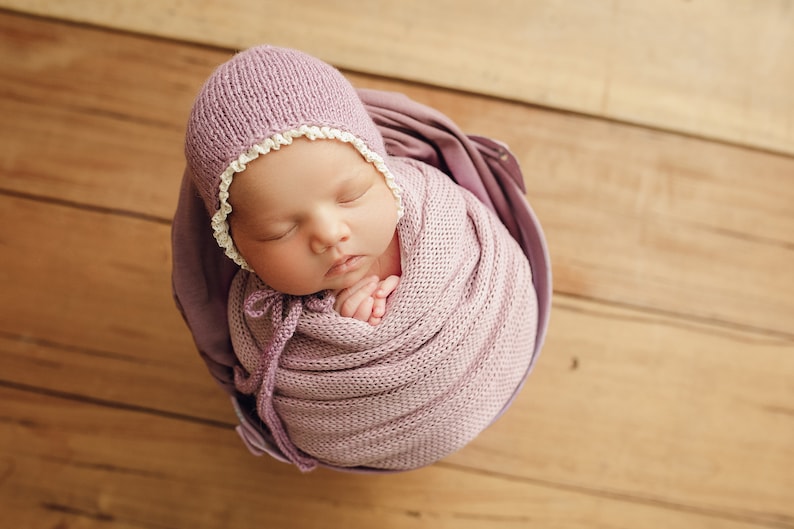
left=326, top=255, right=364, bottom=277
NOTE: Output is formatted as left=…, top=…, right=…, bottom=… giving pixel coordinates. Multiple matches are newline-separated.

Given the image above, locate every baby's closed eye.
left=258, top=224, right=297, bottom=241
left=338, top=183, right=372, bottom=205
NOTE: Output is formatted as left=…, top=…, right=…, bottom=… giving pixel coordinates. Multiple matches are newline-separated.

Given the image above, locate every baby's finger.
left=352, top=295, right=375, bottom=322
left=338, top=282, right=378, bottom=318
left=334, top=276, right=377, bottom=312
left=371, top=294, right=387, bottom=318
left=375, top=275, right=401, bottom=298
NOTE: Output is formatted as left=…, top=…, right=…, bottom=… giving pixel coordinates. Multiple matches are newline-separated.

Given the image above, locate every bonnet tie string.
left=233, top=288, right=333, bottom=472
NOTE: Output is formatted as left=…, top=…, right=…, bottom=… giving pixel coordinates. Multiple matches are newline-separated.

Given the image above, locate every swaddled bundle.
left=228, top=157, right=536, bottom=471
left=173, top=45, right=551, bottom=472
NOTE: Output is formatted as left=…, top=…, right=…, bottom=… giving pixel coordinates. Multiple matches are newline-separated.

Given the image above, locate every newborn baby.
left=174, top=45, right=549, bottom=472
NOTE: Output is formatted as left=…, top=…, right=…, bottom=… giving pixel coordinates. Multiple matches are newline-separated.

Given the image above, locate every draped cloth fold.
left=172, top=90, right=551, bottom=471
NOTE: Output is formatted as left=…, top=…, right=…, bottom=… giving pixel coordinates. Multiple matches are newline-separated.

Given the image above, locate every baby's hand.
left=334, top=275, right=400, bottom=326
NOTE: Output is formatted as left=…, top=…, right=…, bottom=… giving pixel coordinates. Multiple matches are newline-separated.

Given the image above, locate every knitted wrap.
left=227, top=158, right=537, bottom=471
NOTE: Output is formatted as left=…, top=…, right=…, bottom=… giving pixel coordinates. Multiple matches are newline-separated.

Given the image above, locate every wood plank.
left=0, top=12, right=208, bottom=220
left=0, top=385, right=780, bottom=529
left=2, top=1, right=793, bottom=155
left=0, top=194, right=235, bottom=422
left=0, top=195, right=791, bottom=521
left=0, top=194, right=186, bottom=358
left=0, top=333, right=233, bottom=425
left=2, top=12, right=793, bottom=335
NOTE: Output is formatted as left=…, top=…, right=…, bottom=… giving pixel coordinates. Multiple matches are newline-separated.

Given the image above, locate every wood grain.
left=2, top=1, right=793, bottom=155
left=0, top=385, right=782, bottom=529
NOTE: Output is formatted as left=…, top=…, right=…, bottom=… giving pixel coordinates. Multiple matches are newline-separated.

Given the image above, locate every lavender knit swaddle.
left=228, top=158, right=537, bottom=470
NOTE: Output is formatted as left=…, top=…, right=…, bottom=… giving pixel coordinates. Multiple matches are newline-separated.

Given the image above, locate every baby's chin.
left=265, top=275, right=362, bottom=297
left=328, top=264, right=386, bottom=295
left=326, top=274, right=368, bottom=295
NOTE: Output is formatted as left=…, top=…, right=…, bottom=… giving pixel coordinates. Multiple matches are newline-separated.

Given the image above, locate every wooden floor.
left=1, top=3, right=793, bottom=528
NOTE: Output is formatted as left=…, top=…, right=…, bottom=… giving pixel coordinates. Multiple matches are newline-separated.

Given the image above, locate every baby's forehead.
left=227, top=137, right=386, bottom=212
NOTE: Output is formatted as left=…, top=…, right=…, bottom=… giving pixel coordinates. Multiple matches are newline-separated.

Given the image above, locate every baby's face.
left=228, top=138, right=399, bottom=296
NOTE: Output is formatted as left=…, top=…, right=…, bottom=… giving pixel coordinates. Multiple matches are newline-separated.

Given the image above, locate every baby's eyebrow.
left=251, top=213, right=293, bottom=226
left=232, top=206, right=292, bottom=228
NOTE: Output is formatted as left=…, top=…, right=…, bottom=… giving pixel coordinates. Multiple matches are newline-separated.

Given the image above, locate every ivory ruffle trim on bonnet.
left=211, top=125, right=404, bottom=271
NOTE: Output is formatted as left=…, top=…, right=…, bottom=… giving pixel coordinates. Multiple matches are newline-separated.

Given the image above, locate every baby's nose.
left=310, top=215, right=350, bottom=253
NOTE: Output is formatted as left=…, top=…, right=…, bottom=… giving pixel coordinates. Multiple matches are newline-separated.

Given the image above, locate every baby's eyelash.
left=339, top=183, right=372, bottom=204
left=261, top=225, right=296, bottom=241
left=339, top=191, right=365, bottom=204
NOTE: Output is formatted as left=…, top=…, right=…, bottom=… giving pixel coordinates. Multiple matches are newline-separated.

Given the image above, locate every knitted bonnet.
left=185, top=45, right=403, bottom=270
